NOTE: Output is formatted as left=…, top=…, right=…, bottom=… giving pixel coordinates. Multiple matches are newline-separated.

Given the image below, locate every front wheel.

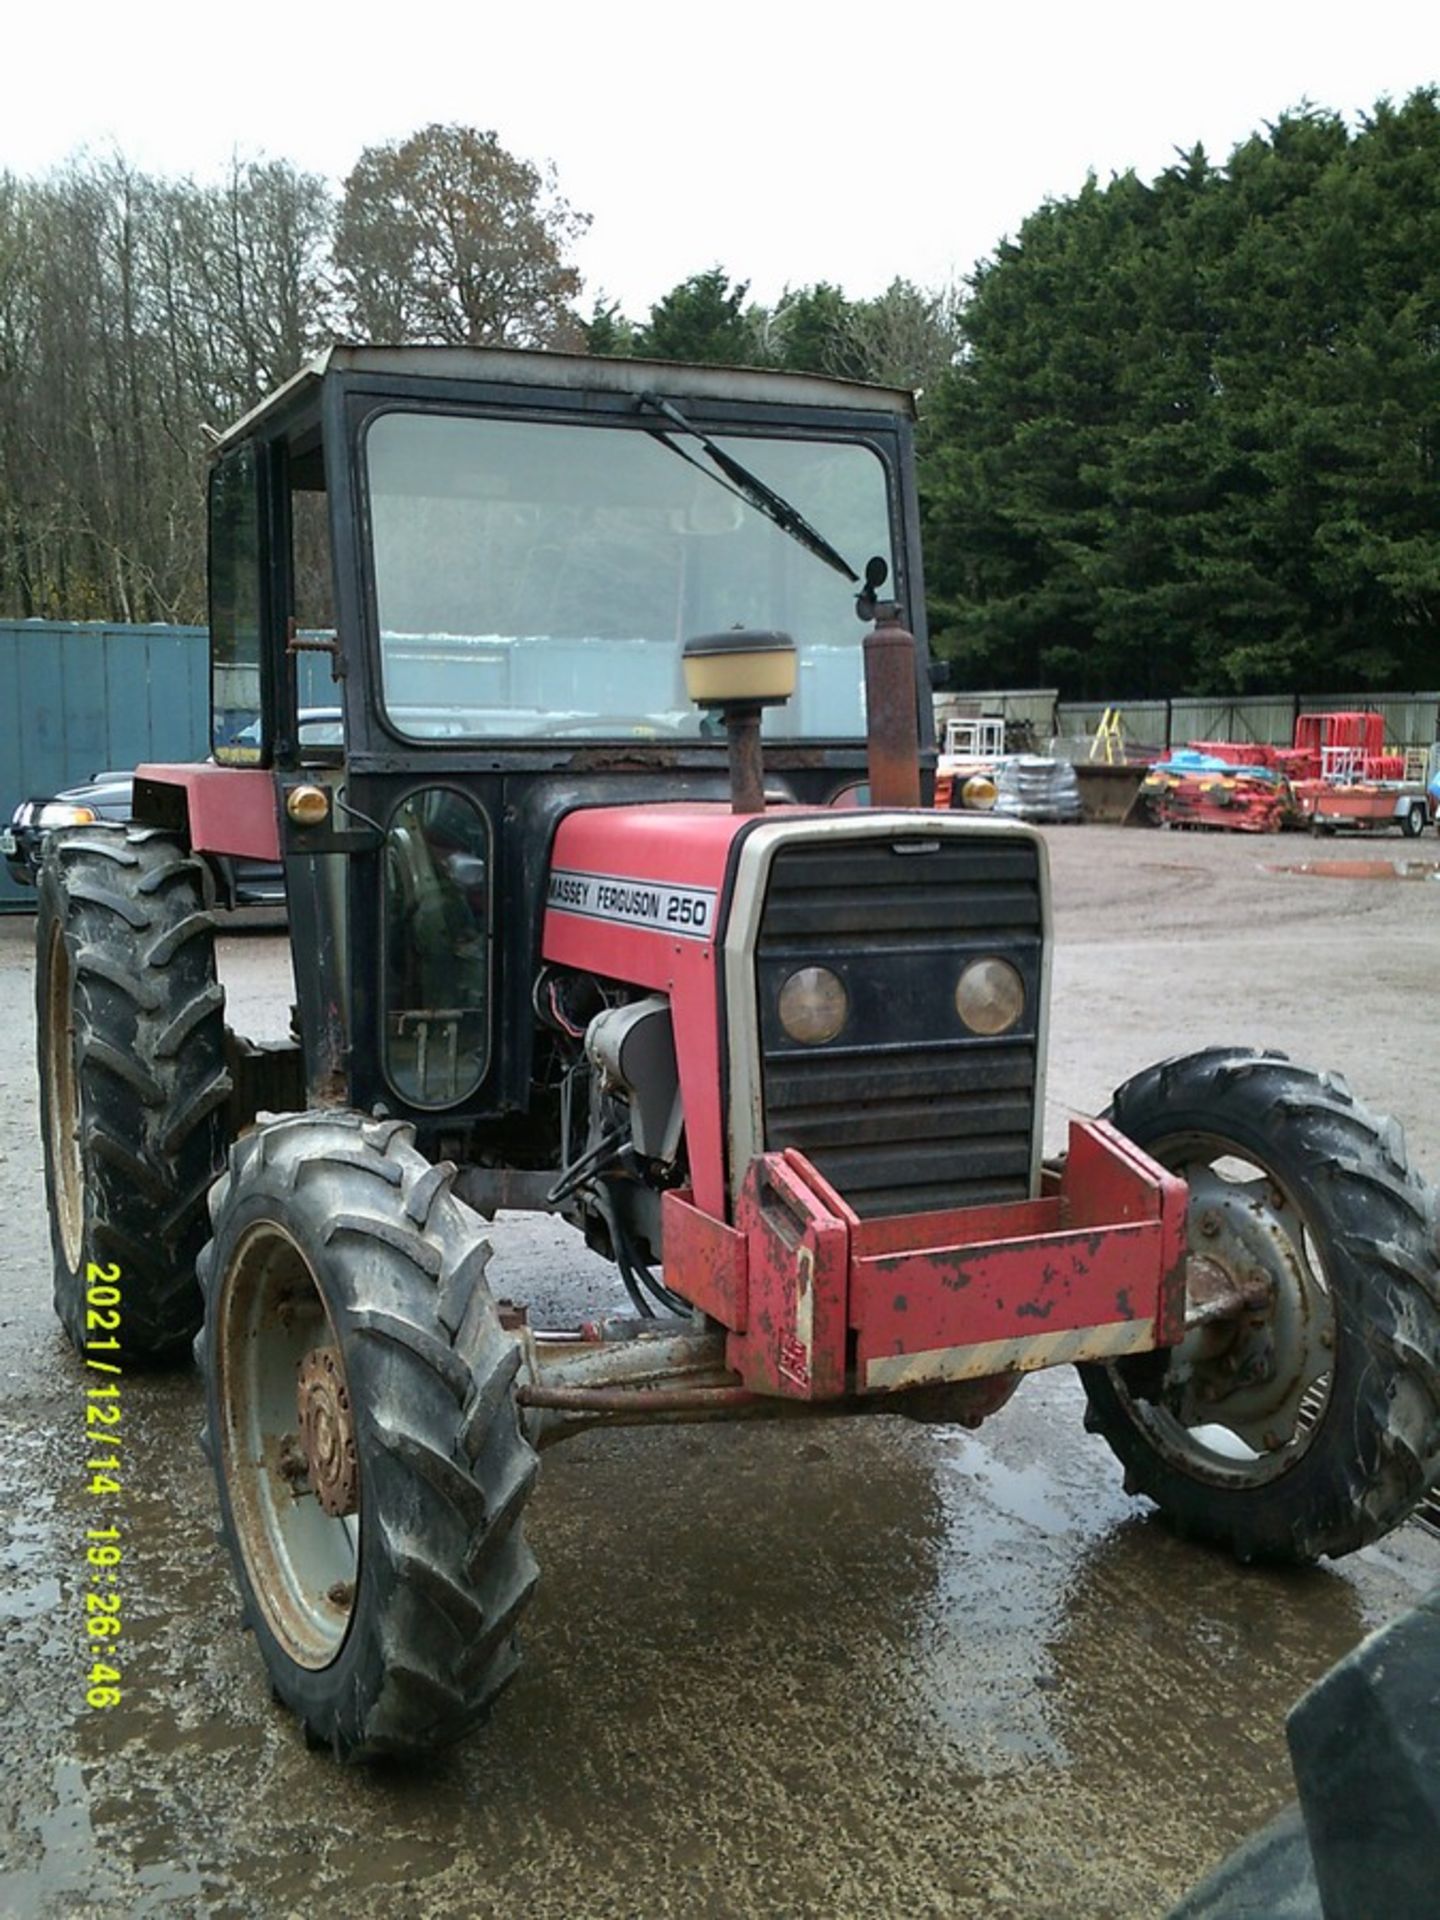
left=1401, top=805, right=1426, bottom=839
left=198, top=1111, right=539, bottom=1758
left=1079, top=1048, right=1440, bottom=1563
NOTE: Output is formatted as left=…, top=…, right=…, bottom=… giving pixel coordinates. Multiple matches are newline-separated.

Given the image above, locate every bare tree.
left=334, top=124, right=589, bottom=348
left=0, top=151, right=336, bottom=623
left=846, top=278, right=964, bottom=394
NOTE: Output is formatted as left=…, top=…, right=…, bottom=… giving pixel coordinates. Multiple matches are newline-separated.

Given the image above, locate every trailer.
left=1291, top=779, right=1431, bottom=837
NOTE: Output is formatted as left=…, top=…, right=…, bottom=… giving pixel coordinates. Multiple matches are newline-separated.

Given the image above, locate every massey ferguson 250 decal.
left=546, top=868, right=717, bottom=939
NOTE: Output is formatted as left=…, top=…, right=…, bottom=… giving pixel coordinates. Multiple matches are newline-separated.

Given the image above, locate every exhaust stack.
left=863, top=609, right=921, bottom=808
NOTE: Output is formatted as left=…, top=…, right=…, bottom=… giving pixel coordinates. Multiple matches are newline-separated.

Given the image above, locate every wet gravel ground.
left=2, top=824, right=1438, bottom=1919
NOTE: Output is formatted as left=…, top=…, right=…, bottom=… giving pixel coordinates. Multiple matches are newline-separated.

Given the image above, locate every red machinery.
left=1141, top=749, right=1291, bottom=831
left=1292, top=711, right=1405, bottom=784
left=1289, top=712, right=1426, bottom=834
left=542, top=802, right=1188, bottom=1404
left=1145, top=712, right=1424, bottom=834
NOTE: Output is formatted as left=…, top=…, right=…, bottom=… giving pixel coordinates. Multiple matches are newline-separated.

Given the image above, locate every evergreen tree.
left=635, top=268, right=762, bottom=365
left=922, top=89, right=1440, bottom=697
left=581, top=297, right=637, bottom=357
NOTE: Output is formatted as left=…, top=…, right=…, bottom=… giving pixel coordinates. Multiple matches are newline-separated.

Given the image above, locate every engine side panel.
left=540, top=803, right=755, bottom=1218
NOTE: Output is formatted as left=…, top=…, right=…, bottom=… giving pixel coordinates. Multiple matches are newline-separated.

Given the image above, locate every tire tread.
left=1082, top=1049, right=1440, bottom=1563
left=36, top=825, right=229, bottom=1362
left=196, top=1110, right=538, bottom=1760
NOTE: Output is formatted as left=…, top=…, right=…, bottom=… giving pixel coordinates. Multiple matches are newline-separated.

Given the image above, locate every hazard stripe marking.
left=864, top=1318, right=1156, bottom=1392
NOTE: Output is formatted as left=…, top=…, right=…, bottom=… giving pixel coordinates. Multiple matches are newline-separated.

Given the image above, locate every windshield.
left=365, top=410, right=895, bottom=740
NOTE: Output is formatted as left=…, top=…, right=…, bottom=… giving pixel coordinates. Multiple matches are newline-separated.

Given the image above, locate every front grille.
left=755, top=835, right=1043, bottom=1218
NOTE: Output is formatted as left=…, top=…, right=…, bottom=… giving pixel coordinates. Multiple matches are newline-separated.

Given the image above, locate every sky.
left=7, top=1, right=1434, bottom=317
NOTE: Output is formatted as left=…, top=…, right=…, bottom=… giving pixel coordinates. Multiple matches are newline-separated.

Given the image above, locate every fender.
left=132, top=763, right=282, bottom=862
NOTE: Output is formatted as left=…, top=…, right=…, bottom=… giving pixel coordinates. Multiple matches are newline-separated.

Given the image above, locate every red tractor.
left=35, top=347, right=1440, bottom=1759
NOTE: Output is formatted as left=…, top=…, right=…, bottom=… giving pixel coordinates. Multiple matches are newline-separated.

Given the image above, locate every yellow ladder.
left=1090, top=707, right=1125, bottom=765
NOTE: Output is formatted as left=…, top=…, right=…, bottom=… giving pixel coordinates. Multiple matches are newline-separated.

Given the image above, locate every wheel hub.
left=1162, top=1164, right=1335, bottom=1456
left=296, top=1346, right=359, bottom=1518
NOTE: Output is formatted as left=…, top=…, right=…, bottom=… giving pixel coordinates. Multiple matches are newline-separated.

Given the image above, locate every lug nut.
left=277, top=1436, right=309, bottom=1489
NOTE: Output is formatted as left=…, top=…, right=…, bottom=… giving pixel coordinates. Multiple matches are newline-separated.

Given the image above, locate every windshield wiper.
left=638, top=392, right=860, bottom=584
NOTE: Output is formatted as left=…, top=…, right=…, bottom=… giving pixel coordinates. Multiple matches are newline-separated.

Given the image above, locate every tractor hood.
left=540, top=802, right=1053, bottom=1223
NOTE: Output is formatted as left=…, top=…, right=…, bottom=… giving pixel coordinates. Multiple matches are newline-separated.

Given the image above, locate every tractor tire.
left=197, top=1110, right=539, bottom=1760
left=1079, top=1048, right=1440, bottom=1564
left=36, top=825, right=230, bottom=1363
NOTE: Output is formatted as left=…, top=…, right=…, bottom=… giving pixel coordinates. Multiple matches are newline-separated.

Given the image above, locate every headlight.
left=778, top=966, right=848, bottom=1046
left=37, top=803, right=98, bottom=828
left=961, top=774, right=998, bottom=811
left=955, top=957, right=1025, bottom=1036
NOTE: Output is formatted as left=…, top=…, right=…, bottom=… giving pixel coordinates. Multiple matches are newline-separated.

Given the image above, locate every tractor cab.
left=161, top=346, right=935, bottom=1133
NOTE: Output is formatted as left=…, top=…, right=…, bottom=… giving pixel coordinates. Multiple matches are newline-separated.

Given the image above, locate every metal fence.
left=936, top=687, right=1062, bottom=740
left=957, top=688, right=1440, bottom=758
left=0, top=621, right=210, bottom=911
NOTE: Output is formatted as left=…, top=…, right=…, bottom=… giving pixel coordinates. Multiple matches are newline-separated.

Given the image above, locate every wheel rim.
left=217, top=1221, right=359, bottom=1668
left=1111, top=1132, right=1336, bottom=1489
left=45, top=922, right=84, bottom=1272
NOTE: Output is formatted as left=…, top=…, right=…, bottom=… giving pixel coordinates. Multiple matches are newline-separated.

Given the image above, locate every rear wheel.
left=198, top=1111, right=539, bottom=1759
left=1079, top=1049, right=1440, bottom=1563
left=1401, top=804, right=1425, bottom=838
left=36, top=825, right=230, bottom=1361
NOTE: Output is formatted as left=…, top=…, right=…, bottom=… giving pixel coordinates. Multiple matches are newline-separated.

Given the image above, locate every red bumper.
left=661, top=1120, right=1189, bottom=1400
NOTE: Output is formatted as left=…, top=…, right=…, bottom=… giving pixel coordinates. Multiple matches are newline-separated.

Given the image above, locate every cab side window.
left=210, top=446, right=264, bottom=764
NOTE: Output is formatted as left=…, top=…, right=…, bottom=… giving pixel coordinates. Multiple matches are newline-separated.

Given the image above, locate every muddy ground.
left=1, top=824, right=1438, bottom=1919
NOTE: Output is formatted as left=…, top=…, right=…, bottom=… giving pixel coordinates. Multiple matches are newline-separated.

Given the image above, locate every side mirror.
left=855, top=554, right=891, bottom=623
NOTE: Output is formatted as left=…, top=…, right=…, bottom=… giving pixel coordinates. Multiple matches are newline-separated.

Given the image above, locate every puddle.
left=0, top=1501, right=62, bottom=1626
left=0, top=1758, right=206, bottom=1918
left=1265, top=858, right=1440, bottom=881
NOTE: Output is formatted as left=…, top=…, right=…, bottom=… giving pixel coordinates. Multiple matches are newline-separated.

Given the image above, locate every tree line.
left=2, top=97, right=1437, bottom=699
left=0, top=127, right=591, bottom=624
left=923, top=90, right=1440, bottom=697
left=0, top=123, right=956, bottom=628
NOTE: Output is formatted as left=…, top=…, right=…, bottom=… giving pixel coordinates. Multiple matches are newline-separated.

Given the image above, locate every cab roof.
left=214, top=343, right=917, bottom=453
